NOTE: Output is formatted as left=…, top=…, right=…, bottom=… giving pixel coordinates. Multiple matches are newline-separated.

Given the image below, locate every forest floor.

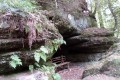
left=58, top=64, right=84, bottom=80
left=58, top=62, right=98, bottom=80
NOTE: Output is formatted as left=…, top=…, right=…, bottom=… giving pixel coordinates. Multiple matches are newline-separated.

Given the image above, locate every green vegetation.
left=9, top=55, right=22, bottom=68
left=34, top=46, right=49, bottom=63
left=9, top=38, right=65, bottom=80
left=0, top=0, right=37, bottom=13
left=87, top=0, right=120, bottom=37
left=4, top=1, right=66, bottom=79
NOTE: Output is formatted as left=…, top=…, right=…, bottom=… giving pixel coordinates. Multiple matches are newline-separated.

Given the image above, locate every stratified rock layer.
left=61, top=27, right=116, bottom=61
left=0, top=10, right=62, bottom=74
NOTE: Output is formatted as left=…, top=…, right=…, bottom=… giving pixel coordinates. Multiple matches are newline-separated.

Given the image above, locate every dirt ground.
left=58, top=63, right=84, bottom=80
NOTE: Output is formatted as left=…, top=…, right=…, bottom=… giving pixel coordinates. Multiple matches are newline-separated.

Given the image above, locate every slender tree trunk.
left=93, top=0, right=98, bottom=15
left=95, top=0, right=104, bottom=28
left=108, top=0, right=118, bottom=31
left=97, top=8, right=104, bottom=27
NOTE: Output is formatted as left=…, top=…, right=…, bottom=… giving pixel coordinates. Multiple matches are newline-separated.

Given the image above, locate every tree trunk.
left=93, top=0, right=98, bottom=15
left=97, top=8, right=104, bottom=27
left=108, top=0, right=118, bottom=31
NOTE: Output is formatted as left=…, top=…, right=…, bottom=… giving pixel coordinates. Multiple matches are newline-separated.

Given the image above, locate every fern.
left=9, top=38, right=65, bottom=80
left=52, top=38, right=66, bottom=51
left=9, top=55, right=22, bottom=68
left=34, top=46, right=48, bottom=63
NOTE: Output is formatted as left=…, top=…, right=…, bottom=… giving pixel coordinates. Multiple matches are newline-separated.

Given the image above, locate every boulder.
left=82, top=68, right=100, bottom=78
left=100, top=59, right=120, bottom=78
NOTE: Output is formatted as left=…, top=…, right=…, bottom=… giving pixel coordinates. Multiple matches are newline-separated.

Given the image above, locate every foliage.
left=33, top=38, right=66, bottom=63
left=29, top=65, right=34, bottom=73
left=0, top=0, right=37, bottom=13
left=52, top=73, right=61, bottom=80
left=32, top=38, right=65, bottom=80
left=5, top=1, right=65, bottom=79
left=52, top=38, right=66, bottom=51
left=40, top=64, right=61, bottom=80
left=9, top=55, right=22, bottom=68
left=34, top=46, right=48, bottom=63
left=9, top=38, right=65, bottom=79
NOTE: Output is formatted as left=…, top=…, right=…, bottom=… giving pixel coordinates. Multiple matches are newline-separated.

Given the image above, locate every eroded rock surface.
left=0, top=10, right=62, bottom=74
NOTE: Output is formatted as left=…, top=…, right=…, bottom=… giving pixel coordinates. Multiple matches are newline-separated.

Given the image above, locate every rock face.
left=38, top=0, right=117, bottom=61
left=0, top=11, right=62, bottom=74
left=57, top=27, right=116, bottom=62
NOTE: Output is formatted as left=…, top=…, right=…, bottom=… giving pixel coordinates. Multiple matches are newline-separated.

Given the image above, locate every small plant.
left=9, top=38, right=65, bottom=80
left=34, top=46, right=49, bottom=63
left=32, top=38, right=65, bottom=80
left=34, top=38, right=66, bottom=63
left=52, top=73, right=61, bottom=80
left=52, top=38, right=66, bottom=51
left=41, top=64, right=61, bottom=80
left=9, top=54, right=22, bottom=68
left=29, top=65, right=34, bottom=73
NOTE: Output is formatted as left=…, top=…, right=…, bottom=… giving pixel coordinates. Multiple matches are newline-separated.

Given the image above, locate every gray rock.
left=82, top=68, right=100, bottom=78
left=100, top=59, right=120, bottom=78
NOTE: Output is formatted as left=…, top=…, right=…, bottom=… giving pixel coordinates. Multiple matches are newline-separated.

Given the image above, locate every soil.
left=58, top=64, right=84, bottom=80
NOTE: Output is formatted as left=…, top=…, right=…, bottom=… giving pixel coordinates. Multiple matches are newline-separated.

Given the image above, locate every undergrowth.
left=10, top=38, right=65, bottom=80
